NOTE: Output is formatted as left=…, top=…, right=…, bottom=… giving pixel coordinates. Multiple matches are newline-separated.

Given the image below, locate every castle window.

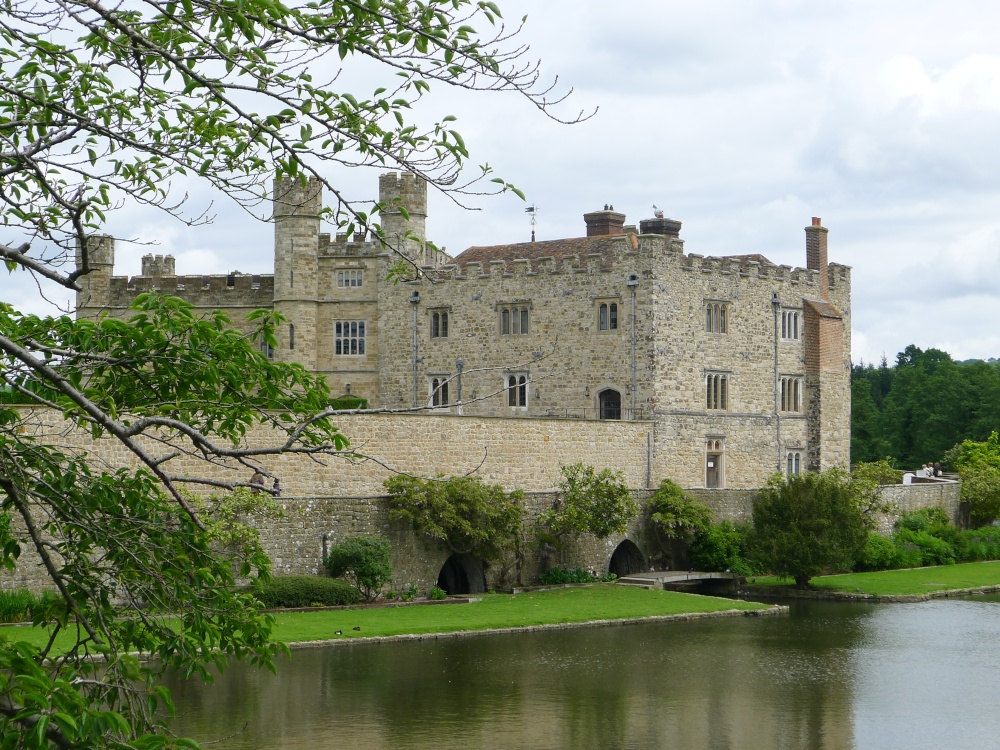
left=334, top=320, right=366, bottom=355
left=506, top=373, right=528, bottom=408
left=226, top=273, right=235, bottom=288
left=780, top=376, right=801, bottom=412
left=786, top=450, right=802, bottom=476
left=598, top=302, right=619, bottom=331
left=338, top=270, right=363, bottom=288
left=706, top=373, right=729, bottom=410
left=258, top=337, right=274, bottom=360
left=289, top=323, right=295, bottom=350
left=598, top=388, right=622, bottom=419
left=782, top=310, right=800, bottom=341
left=499, top=305, right=529, bottom=335
left=705, top=302, right=728, bottom=334
left=430, top=309, right=449, bottom=339
left=706, top=438, right=725, bottom=488
left=429, top=376, right=450, bottom=408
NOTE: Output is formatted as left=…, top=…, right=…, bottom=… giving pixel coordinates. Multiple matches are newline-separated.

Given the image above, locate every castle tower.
left=74, top=234, right=115, bottom=318
left=272, top=175, right=322, bottom=370
left=378, top=172, right=431, bottom=266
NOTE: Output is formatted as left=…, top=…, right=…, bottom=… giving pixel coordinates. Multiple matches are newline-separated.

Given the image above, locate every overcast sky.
left=8, top=0, right=1000, bottom=365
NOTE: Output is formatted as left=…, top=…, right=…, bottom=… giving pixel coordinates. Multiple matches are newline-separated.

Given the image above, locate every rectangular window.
left=706, top=373, right=729, bottom=410
left=430, top=309, right=449, bottom=339
left=506, top=373, right=528, bottom=408
left=337, top=270, right=364, bottom=288
left=780, top=376, right=801, bottom=412
left=334, top=320, right=366, bottom=355
left=499, top=305, right=529, bottom=335
left=598, top=301, right=619, bottom=331
left=781, top=310, right=800, bottom=341
left=705, top=301, right=728, bottom=334
left=258, top=337, right=274, bottom=360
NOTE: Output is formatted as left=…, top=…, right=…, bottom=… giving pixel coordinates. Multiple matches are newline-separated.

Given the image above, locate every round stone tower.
left=74, top=234, right=115, bottom=317
left=378, top=172, right=432, bottom=266
left=272, top=175, right=322, bottom=370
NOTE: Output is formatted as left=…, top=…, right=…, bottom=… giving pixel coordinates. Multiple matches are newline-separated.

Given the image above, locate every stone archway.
left=608, top=539, right=646, bottom=577
left=437, top=553, right=486, bottom=595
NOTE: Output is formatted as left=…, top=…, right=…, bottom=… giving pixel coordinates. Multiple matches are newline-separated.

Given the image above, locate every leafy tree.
left=535, top=464, right=638, bottom=556
left=325, top=535, right=393, bottom=602
left=384, top=475, right=524, bottom=569
left=648, top=478, right=713, bottom=542
left=0, top=1, right=577, bottom=745
left=647, top=478, right=712, bottom=567
left=949, top=432, right=1000, bottom=526
left=747, top=471, right=869, bottom=587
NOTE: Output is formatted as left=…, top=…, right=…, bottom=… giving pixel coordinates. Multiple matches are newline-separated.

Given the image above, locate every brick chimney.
left=583, top=208, right=626, bottom=237
left=805, top=217, right=828, bottom=300
left=639, top=217, right=682, bottom=238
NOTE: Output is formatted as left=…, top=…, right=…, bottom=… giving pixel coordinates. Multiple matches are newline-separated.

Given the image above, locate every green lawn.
left=750, top=560, right=1000, bottom=597
left=268, top=585, right=769, bottom=642
left=0, top=585, right=769, bottom=650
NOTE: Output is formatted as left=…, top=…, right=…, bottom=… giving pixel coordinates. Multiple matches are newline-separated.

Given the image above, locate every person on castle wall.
left=920, top=464, right=929, bottom=478
left=250, top=470, right=265, bottom=493
left=934, top=463, right=942, bottom=478
left=272, top=478, right=282, bottom=497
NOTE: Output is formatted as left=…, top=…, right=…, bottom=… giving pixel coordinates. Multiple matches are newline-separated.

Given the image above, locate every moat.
left=165, top=596, right=1000, bottom=749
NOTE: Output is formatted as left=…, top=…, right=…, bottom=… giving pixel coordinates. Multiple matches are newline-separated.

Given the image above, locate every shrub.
left=895, top=508, right=951, bottom=533
left=538, top=567, right=607, bottom=585
left=251, top=576, right=362, bottom=608
left=687, top=521, right=753, bottom=575
left=0, top=589, right=59, bottom=624
left=954, top=525, right=1000, bottom=562
left=429, top=586, right=447, bottom=600
left=855, top=533, right=898, bottom=571
left=325, top=535, right=393, bottom=602
left=892, top=528, right=955, bottom=567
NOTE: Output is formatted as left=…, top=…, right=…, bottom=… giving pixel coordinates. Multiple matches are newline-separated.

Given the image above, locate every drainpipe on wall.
left=627, top=273, right=639, bottom=419
left=455, top=358, right=464, bottom=415
left=410, top=290, right=420, bottom=408
left=771, top=292, right=782, bottom=473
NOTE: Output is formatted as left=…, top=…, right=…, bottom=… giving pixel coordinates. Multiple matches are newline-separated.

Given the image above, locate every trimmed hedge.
left=252, top=575, right=362, bottom=608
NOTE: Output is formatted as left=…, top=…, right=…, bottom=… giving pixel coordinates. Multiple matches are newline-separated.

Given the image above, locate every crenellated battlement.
left=107, top=272, right=274, bottom=307
left=272, top=175, right=322, bottom=219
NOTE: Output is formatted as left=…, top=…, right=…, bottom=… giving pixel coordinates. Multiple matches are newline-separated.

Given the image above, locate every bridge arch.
left=608, top=539, right=646, bottom=577
left=437, top=553, right=486, bottom=595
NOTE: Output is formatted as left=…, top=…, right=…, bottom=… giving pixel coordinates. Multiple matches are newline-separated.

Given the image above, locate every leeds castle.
left=76, top=172, right=852, bottom=491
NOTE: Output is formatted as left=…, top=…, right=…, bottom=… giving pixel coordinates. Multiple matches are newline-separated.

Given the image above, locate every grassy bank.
left=750, top=560, right=1000, bottom=597
left=269, top=585, right=770, bottom=643
left=0, top=585, right=771, bottom=650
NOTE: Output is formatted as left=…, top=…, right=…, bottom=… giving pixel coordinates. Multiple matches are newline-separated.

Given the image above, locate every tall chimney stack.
left=805, top=217, right=828, bottom=300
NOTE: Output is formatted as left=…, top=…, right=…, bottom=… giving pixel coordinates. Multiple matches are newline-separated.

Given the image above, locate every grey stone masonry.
left=75, top=173, right=852, bottom=490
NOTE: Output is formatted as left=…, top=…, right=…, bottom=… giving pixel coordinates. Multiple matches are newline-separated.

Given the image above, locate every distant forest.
left=852, top=345, right=1000, bottom=469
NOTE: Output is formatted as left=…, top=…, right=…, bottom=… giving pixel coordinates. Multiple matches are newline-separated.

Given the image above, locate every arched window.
left=599, top=389, right=622, bottom=420
left=431, top=377, right=449, bottom=407
left=706, top=373, right=728, bottom=410
left=705, top=302, right=729, bottom=334
left=507, top=374, right=527, bottom=408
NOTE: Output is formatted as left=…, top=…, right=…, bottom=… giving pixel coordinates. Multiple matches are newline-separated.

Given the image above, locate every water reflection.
left=165, top=597, right=1000, bottom=749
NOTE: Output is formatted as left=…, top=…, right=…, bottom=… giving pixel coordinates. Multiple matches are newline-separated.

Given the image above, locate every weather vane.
left=525, top=204, right=538, bottom=242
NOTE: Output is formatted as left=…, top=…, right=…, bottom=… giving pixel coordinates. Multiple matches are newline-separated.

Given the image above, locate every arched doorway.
left=598, top=388, right=622, bottom=420
left=609, top=539, right=646, bottom=577
left=437, top=553, right=486, bottom=595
